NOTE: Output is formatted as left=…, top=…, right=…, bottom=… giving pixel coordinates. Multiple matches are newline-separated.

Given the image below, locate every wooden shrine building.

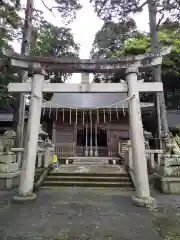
left=43, top=74, right=154, bottom=158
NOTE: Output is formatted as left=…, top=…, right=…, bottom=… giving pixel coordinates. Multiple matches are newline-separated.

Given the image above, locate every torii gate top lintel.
left=2, top=46, right=171, bottom=73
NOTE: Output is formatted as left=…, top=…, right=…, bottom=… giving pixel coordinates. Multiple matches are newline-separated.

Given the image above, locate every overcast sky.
left=13, top=0, right=149, bottom=82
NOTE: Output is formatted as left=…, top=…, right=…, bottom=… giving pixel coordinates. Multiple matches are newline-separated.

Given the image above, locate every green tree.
left=0, top=1, right=21, bottom=112
left=0, top=40, right=20, bottom=112
left=29, top=20, right=79, bottom=100
left=91, top=19, right=137, bottom=58
left=0, top=0, right=21, bottom=40
left=30, top=20, right=79, bottom=82
left=89, top=0, right=180, bottom=23
left=99, top=24, right=180, bottom=109
left=41, top=0, right=82, bottom=24
left=91, top=20, right=141, bottom=82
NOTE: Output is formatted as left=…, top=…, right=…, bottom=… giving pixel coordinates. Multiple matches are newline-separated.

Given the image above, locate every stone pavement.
left=151, top=189, right=180, bottom=240
left=0, top=188, right=179, bottom=240
left=53, top=164, right=127, bottom=174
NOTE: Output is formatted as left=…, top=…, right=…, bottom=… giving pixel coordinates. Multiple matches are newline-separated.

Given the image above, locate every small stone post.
left=126, top=66, right=156, bottom=207
left=13, top=66, right=45, bottom=201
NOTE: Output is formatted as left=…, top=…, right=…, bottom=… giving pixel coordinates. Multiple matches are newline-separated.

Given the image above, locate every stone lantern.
left=0, top=130, right=20, bottom=189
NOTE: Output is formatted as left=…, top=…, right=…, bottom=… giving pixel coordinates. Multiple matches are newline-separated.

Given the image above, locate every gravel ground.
left=0, top=188, right=162, bottom=240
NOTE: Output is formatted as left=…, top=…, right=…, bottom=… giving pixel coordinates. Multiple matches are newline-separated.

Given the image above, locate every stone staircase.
left=41, top=159, right=134, bottom=189
left=42, top=172, right=133, bottom=189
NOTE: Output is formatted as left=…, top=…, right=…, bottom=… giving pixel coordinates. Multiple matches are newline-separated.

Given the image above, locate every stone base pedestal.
left=94, top=150, right=98, bottom=157
left=154, top=174, right=180, bottom=194
left=132, top=195, right=157, bottom=208
left=12, top=193, right=37, bottom=202
left=0, top=171, right=21, bottom=190
left=84, top=150, right=88, bottom=157
left=0, top=163, right=19, bottom=173
left=89, top=150, right=93, bottom=157
left=0, top=154, right=16, bottom=164
left=155, top=154, right=180, bottom=194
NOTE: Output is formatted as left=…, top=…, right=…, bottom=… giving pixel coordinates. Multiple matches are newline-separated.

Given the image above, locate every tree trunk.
left=16, top=0, right=34, bottom=148
left=148, top=0, right=169, bottom=143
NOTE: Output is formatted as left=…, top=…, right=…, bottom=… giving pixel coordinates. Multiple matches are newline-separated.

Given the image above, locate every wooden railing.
left=55, top=144, right=118, bottom=157
left=55, top=144, right=74, bottom=157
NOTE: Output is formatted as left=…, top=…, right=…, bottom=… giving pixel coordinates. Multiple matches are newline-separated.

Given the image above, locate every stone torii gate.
left=4, top=47, right=170, bottom=206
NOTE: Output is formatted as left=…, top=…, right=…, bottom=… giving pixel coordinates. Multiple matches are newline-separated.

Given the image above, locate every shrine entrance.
left=76, top=125, right=107, bottom=156
left=4, top=46, right=171, bottom=205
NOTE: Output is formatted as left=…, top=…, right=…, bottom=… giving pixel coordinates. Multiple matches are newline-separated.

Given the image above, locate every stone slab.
left=53, top=164, right=127, bottom=174
left=154, top=174, right=180, bottom=194
left=0, top=154, right=16, bottom=164
left=0, top=163, right=19, bottom=173
left=157, top=165, right=180, bottom=177
left=0, top=171, right=20, bottom=189
left=0, top=171, right=21, bottom=179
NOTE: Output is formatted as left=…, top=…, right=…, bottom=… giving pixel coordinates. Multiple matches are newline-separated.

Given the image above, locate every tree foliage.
left=90, top=0, right=180, bottom=23
left=30, top=20, right=79, bottom=82
left=91, top=19, right=137, bottom=58
left=0, top=0, right=21, bottom=40
left=29, top=20, right=79, bottom=100
left=0, top=39, right=20, bottom=111
left=91, top=20, right=143, bottom=82
left=122, top=28, right=180, bottom=76
left=41, top=0, right=82, bottom=24
left=55, top=0, right=82, bottom=22
left=0, top=1, right=21, bottom=112
left=31, top=20, right=79, bottom=58
left=91, top=20, right=180, bottom=109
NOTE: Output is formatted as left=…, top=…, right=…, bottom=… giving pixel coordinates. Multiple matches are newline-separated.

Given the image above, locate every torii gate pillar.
left=126, top=66, right=156, bottom=207
left=13, top=66, right=45, bottom=201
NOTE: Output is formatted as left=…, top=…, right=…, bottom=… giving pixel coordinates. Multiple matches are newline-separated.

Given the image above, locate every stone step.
left=67, top=157, right=120, bottom=160
left=49, top=171, right=129, bottom=177
left=42, top=180, right=133, bottom=188
left=58, top=164, right=120, bottom=168
left=46, top=175, right=131, bottom=182
left=41, top=185, right=134, bottom=191
left=72, top=162, right=109, bottom=165
left=73, top=159, right=109, bottom=162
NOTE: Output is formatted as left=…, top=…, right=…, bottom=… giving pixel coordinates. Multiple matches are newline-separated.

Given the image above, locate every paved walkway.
left=0, top=188, right=165, bottom=240
left=54, top=164, right=127, bottom=174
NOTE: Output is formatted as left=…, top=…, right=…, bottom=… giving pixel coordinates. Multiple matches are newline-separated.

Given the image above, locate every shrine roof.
left=43, top=93, right=153, bottom=110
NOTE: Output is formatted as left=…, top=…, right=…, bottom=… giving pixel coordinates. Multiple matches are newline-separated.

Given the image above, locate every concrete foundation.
left=0, top=171, right=21, bottom=190
left=154, top=174, right=180, bottom=194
